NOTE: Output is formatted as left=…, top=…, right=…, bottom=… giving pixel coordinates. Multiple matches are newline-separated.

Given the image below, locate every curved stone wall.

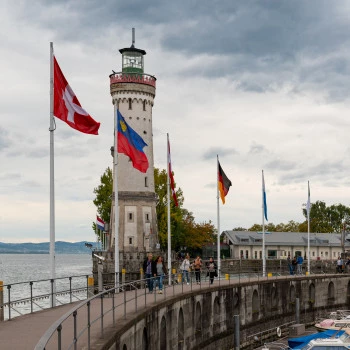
left=99, top=275, right=350, bottom=350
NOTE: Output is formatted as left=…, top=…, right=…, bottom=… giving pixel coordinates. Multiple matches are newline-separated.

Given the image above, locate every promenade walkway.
left=0, top=277, right=237, bottom=350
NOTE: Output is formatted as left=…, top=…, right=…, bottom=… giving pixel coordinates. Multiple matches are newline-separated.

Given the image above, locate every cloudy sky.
left=1, top=0, right=350, bottom=243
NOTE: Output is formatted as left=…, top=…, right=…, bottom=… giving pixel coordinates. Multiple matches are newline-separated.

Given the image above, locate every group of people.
left=180, top=254, right=217, bottom=285
left=287, top=254, right=304, bottom=275
left=143, top=253, right=218, bottom=294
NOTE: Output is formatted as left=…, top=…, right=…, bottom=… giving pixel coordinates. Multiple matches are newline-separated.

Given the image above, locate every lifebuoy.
left=276, top=327, right=282, bottom=337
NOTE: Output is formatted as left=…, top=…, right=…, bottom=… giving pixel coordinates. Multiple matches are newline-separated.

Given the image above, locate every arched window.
left=128, top=98, right=132, bottom=110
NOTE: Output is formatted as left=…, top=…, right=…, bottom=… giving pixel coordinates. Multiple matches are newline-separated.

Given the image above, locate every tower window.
left=145, top=177, right=148, bottom=187
left=143, top=100, right=146, bottom=111
left=128, top=212, right=134, bottom=222
left=129, top=237, right=133, bottom=245
left=146, top=213, right=149, bottom=221
left=143, top=131, right=147, bottom=134
left=128, top=98, right=132, bottom=110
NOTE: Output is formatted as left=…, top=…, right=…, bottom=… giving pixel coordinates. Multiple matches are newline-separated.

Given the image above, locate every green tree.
left=92, top=167, right=113, bottom=236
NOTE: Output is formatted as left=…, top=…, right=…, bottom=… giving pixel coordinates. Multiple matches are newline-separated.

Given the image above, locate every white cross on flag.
left=53, top=57, right=100, bottom=135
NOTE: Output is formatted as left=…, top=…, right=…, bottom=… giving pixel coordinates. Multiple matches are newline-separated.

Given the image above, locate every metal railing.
left=33, top=268, right=322, bottom=350
left=0, top=274, right=92, bottom=321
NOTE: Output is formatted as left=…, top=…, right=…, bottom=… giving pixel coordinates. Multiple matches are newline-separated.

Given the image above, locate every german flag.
left=218, top=161, right=232, bottom=204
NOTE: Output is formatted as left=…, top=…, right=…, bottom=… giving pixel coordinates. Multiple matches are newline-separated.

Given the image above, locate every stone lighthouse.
left=109, top=29, right=159, bottom=272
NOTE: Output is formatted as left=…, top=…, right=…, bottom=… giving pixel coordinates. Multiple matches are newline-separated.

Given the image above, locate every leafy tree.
left=284, top=220, right=300, bottom=232
left=249, top=224, right=262, bottom=231
left=92, top=167, right=113, bottom=236
left=232, top=227, right=247, bottom=231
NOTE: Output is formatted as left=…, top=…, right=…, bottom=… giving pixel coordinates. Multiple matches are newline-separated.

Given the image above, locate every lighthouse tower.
left=109, top=29, right=159, bottom=271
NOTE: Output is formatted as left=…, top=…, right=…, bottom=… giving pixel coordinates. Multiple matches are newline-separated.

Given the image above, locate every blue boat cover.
left=288, top=329, right=344, bottom=349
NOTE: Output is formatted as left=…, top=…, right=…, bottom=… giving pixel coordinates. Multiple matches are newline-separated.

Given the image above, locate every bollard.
left=267, top=272, right=272, bottom=277
left=0, top=281, right=3, bottom=322
left=140, top=268, right=144, bottom=289
left=88, top=276, right=94, bottom=298
left=122, top=268, right=126, bottom=285
left=178, top=273, right=182, bottom=284
left=225, top=274, right=230, bottom=280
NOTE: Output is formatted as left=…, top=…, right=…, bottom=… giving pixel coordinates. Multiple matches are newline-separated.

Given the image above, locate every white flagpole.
left=262, top=170, right=266, bottom=277
left=49, top=43, right=56, bottom=296
left=307, top=180, right=310, bottom=274
left=114, top=104, right=119, bottom=290
left=167, top=133, right=171, bottom=285
left=217, top=155, right=221, bottom=273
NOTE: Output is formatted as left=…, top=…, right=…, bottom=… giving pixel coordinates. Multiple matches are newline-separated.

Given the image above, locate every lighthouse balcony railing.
left=109, top=71, right=156, bottom=87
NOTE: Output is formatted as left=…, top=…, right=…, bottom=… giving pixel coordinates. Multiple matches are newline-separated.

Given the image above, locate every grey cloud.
left=0, top=173, right=21, bottom=181
left=28, top=149, right=49, bottom=158
left=0, top=127, right=11, bottom=151
left=264, top=159, right=297, bottom=171
left=202, top=147, right=238, bottom=160
left=248, top=143, right=267, bottom=155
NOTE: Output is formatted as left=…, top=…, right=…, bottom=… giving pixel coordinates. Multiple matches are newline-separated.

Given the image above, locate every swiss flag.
left=53, top=56, right=100, bottom=135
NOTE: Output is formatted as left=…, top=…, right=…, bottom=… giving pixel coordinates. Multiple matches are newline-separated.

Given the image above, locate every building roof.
left=223, top=230, right=350, bottom=247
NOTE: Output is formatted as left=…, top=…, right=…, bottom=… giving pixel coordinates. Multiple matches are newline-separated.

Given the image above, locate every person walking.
left=143, top=253, right=156, bottom=293
left=287, top=254, right=294, bottom=275
left=296, top=254, right=303, bottom=275
left=206, top=257, right=217, bottom=284
left=193, top=255, right=202, bottom=284
left=155, top=256, right=167, bottom=294
left=180, top=254, right=191, bottom=285
left=337, top=256, right=344, bottom=273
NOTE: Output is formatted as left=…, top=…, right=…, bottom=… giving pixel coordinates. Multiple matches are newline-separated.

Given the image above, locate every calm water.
left=0, top=253, right=93, bottom=284
left=0, top=253, right=93, bottom=320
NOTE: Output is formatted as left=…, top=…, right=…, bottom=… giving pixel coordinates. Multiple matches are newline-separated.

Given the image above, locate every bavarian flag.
left=218, top=160, right=232, bottom=204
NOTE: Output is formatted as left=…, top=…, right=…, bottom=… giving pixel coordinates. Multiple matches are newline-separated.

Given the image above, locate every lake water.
left=0, top=253, right=93, bottom=320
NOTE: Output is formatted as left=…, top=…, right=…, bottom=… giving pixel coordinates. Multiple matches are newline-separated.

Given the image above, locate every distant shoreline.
left=0, top=241, right=96, bottom=254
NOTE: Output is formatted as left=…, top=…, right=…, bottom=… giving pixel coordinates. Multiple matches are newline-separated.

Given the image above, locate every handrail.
left=0, top=274, right=92, bottom=320
left=34, top=269, right=320, bottom=350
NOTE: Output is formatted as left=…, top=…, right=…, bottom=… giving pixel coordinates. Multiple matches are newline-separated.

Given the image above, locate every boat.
left=291, top=330, right=350, bottom=349
left=288, top=329, right=345, bottom=349
left=315, top=310, right=350, bottom=331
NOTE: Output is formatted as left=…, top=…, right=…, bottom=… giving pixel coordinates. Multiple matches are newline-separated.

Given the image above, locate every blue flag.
left=262, top=170, right=268, bottom=221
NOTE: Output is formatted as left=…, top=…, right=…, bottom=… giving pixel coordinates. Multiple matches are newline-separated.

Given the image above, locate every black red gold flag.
left=218, top=161, right=232, bottom=204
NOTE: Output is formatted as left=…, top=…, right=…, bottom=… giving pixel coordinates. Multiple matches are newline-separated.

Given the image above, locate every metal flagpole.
left=262, top=170, right=266, bottom=277
left=49, top=43, right=56, bottom=304
left=307, top=181, right=310, bottom=274
left=167, top=133, right=171, bottom=285
left=114, top=103, right=119, bottom=290
left=217, top=155, right=221, bottom=273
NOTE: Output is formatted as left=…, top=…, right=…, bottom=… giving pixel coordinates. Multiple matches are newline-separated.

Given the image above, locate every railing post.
left=124, top=287, right=126, bottom=319
left=50, top=279, right=54, bottom=308
left=7, top=285, right=11, bottom=320
left=57, top=324, right=62, bottom=350
left=0, top=281, right=3, bottom=322
left=100, top=294, right=104, bottom=338
left=296, top=297, right=300, bottom=324
left=73, top=310, right=77, bottom=350
left=30, top=281, right=33, bottom=313
left=87, top=301, right=91, bottom=350
left=69, top=277, right=72, bottom=304
left=135, top=286, right=137, bottom=313
left=88, top=276, right=94, bottom=298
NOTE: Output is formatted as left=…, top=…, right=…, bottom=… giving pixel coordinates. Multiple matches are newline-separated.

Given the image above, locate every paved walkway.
left=0, top=277, right=237, bottom=350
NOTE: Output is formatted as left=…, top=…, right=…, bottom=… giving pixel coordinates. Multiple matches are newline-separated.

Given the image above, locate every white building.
left=223, top=230, right=349, bottom=260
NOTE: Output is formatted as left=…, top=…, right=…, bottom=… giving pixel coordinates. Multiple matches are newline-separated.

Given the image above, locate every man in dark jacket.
left=143, top=253, right=156, bottom=293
